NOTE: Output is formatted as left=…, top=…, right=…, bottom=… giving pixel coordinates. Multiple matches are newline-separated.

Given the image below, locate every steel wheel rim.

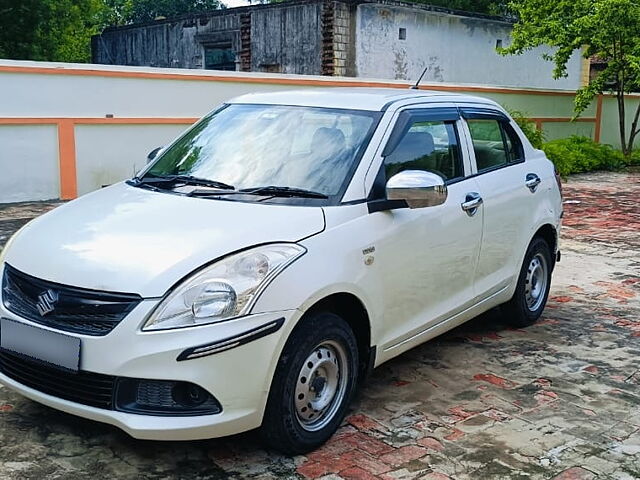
left=525, top=253, right=548, bottom=312
left=294, top=340, right=349, bottom=432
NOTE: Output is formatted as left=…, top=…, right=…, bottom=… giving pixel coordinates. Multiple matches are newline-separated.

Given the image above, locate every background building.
left=91, top=0, right=584, bottom=89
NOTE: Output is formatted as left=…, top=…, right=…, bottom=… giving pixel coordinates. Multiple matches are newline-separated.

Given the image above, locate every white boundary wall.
left=0, top=59, right=630, bottom=204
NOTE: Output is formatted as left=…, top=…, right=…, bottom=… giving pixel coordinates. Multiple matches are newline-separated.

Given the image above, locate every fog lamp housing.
left=115, top=378, right=222, bottom=416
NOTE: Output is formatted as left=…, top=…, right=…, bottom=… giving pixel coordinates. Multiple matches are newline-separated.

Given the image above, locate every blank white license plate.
left=0, top=318, right=81, bottom=371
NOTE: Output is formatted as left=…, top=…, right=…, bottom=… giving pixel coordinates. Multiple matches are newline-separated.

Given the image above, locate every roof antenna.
left=410, top=66, right=429, bottom=90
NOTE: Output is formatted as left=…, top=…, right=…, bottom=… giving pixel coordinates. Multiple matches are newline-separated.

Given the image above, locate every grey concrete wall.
left=92, top=1, right=583, bottom=89
left=93, top=12, right=243, bottom=69
left=93, top=2, right=325, bottom=74
left=250, top=3, right=323, bottom=74
left=355, top=4, right=583, bottom=89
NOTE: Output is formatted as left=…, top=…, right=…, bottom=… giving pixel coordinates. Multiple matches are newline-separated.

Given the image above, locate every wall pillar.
left=321, top=2, right=336, bottom=76
left=594, top=94, right=603, bottom=143
left=239, top=13, right=252, bottom=72
left=57, top=120, right=78, bottom=200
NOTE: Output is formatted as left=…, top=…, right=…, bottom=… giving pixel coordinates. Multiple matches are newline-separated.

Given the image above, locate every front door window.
left=384, top=119, right=463, bottom=182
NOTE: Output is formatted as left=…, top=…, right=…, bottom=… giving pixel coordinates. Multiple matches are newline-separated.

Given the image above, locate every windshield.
left=144, top=104, right=380, bottom=202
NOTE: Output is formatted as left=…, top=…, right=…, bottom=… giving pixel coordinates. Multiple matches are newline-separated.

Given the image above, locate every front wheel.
left=261, top=311, right=359, bottom=454
left=503, top=236, right=553, bottom=328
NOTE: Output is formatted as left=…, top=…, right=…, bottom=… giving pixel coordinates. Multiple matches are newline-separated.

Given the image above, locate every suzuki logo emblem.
left=36, top=289, right=59, bottom=316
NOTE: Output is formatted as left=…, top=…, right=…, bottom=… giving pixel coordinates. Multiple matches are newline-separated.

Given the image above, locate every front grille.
left=0, top=351, right=222, bottom=416
left=0, top=350, right=115, bottom=409
left=1, top=264, right=142, bottom=336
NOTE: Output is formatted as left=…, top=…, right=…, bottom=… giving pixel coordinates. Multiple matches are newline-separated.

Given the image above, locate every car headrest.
left=311, top=127, right=346, bottom=155
left=387, top=131, right=435, bottom=164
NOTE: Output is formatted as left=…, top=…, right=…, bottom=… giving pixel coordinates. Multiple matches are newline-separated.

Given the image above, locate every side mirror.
left=147, top=146, right=163, bottom=164
left=386, top=170, right=447, bottom=208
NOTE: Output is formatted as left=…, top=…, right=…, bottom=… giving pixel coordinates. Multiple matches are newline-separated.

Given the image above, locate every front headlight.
left=143, top=243, right=305, bottom=331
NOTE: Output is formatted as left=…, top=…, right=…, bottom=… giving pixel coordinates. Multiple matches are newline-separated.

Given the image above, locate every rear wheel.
left=503, top=237, right=552, bottom=328
left=261, top=311, right=359, bottom=454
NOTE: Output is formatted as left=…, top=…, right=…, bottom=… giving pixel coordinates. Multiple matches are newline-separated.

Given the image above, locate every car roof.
left=228, top=87, right=501, bottom=112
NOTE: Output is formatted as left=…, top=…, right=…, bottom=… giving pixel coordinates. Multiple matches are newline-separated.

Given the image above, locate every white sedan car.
left=0, top=88, right=562, bottom=453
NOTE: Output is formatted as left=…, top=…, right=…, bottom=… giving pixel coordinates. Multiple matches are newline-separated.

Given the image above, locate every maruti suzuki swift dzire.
left=0, top=88, right=562, bottom=453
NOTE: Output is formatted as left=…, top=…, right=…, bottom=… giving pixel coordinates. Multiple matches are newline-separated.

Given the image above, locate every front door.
left=369, top=108, right=484, bottom=350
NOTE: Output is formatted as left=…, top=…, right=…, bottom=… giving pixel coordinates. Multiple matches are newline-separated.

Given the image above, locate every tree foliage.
left=507, top=108, right=545, bottom=149
left=0, top=0, right=103, bottom=62
left=501, top=0, right=640, bottom=156
left=251, top=0, right=511, bottom=15
left=102, top=0, right=223, bottom=25
left=404, top=0, right=510, bottom=16
left=0, top=0, right=43, bottom=60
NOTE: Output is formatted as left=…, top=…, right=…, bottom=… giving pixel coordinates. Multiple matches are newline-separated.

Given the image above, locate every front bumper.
left=0, top=297, right=298, bottom=440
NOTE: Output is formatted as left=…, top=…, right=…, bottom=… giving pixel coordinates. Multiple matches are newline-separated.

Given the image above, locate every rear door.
left=459, top=106, right=539, bottom=299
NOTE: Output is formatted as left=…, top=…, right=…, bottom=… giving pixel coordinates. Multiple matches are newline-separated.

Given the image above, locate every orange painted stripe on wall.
left=532, top=117, right=596, bottom=123
left=76, top=117, right=198, bottom=124
left=0, top=117, right=198, bottom=125
left=0, top=116, right=595, bottom=126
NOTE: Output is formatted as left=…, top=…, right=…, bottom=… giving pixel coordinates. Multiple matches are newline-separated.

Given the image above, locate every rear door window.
left=463, top=109, right=525, bottom=173
left=466, top=119, right=509, bottom=172
left=502, top=123, right=524, bottom=162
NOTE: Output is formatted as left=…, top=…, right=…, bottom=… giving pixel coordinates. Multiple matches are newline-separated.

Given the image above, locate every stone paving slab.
left=0, top=172, right=639, bottom=479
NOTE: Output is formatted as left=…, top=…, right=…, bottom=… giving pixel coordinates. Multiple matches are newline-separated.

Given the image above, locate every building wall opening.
left=204, top=44, right=236, bottom=71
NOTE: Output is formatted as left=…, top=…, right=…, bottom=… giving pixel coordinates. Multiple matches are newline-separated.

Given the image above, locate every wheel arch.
left=301, top=292, right=374, bottom=382
left=533, top=223, right=558, bottom=268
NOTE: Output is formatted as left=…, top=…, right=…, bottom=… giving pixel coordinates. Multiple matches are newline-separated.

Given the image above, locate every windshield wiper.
left=131, top=174, right=235, bottom=191
left=239, top=186, right=328, bottom=199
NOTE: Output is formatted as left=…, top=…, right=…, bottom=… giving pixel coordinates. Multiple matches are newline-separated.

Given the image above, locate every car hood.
left=4, top=183, right=325, bottom=297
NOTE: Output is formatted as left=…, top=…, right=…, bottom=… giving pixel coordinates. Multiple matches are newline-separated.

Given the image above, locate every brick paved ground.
left=0, top=171, right=639, bottom=479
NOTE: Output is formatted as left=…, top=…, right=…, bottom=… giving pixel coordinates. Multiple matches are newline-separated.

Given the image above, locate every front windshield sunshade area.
left=146, top=104, right=380, bottom=198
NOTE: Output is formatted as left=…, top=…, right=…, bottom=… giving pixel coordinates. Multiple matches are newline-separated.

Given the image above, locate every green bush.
left=503, top=106, right=638, bottom=175
left=541, top=136, right=626, bottom=177
left=507, top=109, right=545, bottom=149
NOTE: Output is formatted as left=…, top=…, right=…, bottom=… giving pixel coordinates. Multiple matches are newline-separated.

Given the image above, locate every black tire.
left=260, top=311, right=359, bottom=455
left=503, top=236, right=553, bottom=328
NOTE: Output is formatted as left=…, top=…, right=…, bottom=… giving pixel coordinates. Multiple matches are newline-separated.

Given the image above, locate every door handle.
left=461, top=192, right=483, bottom=216
left=525, top=173, right=541, bottom=193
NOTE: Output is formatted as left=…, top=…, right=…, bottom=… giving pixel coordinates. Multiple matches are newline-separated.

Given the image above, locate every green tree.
left=0, top=0, right=44, bottom=60
left=0, top=0, right=102, bottom=62
left=250, top=0, right=510, bottom=14
left=99, top=0, right=134, bottom=27
left=123, top=0, right=223, bottom=23
left=501, top=0, right=640, bottom=156
left=507, top=109, right=545, bottom=149
left=37, top=0, right=105, bottom=62
left=406, top=0, right=510, bottom=16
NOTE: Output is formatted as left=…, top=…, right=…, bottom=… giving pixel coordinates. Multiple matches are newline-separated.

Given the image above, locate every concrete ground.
left=0, top=171, right=639, bottom=480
